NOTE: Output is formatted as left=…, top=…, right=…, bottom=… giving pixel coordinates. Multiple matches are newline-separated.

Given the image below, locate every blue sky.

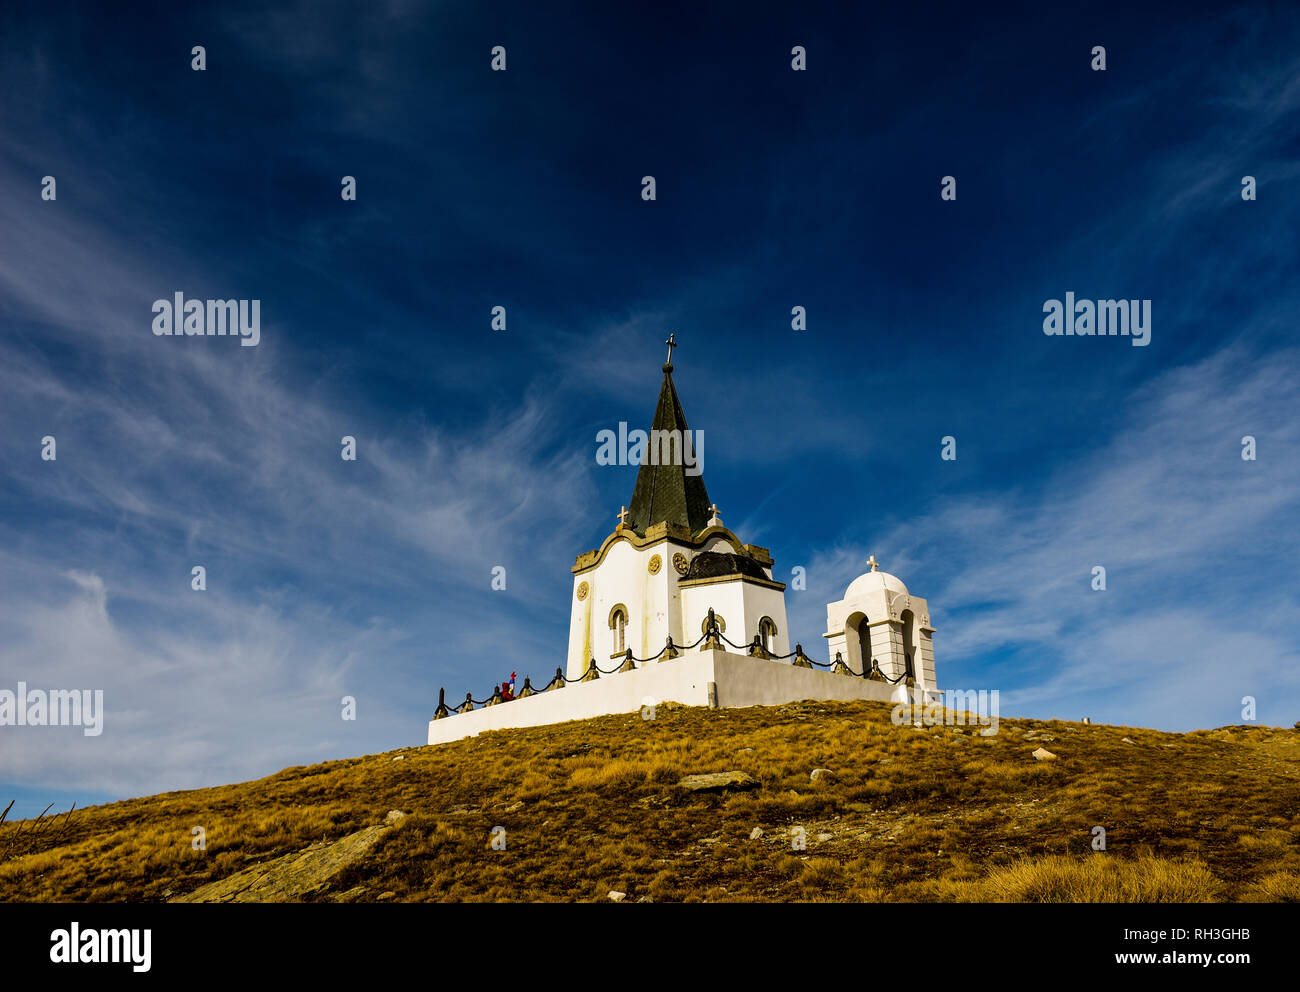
left=2, top=1, right=1298, bottom=818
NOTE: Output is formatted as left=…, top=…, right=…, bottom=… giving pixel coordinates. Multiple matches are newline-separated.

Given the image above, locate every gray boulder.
left=677, top=771, right=758, bottom=792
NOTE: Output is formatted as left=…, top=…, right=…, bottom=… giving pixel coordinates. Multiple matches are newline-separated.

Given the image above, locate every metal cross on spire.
left=617, top=505, right=629, bottom=526
left=665, top=332, right=677, bottom=367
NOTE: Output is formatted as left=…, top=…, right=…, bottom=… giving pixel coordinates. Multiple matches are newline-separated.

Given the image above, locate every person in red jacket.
left=500, top=681, right=515, bottom=702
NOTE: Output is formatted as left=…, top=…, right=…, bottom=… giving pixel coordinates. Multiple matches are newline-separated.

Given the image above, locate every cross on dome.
left=866, top=554, right=879, bottom=571
left=617, top=505, right=629, bottom=526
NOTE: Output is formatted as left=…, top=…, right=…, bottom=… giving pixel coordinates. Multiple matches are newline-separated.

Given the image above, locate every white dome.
left=845, top=567, right=908, bottom=600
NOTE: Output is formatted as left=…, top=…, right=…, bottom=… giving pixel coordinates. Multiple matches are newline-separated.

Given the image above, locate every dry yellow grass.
left=1239, top=871, right=1300, bottom=902
left=926, top=852, right=1223, bottom=902
left=2, top=702, right=1298, bottom=902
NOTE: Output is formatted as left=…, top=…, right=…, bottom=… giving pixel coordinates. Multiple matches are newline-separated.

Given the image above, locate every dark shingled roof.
left=683, top=551, right=769, bottom=582
left=626, top=364, right=712, bottom=537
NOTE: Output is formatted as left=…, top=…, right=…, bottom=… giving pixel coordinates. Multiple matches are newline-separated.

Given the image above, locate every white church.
left=427, top=341, right=938, bottom=745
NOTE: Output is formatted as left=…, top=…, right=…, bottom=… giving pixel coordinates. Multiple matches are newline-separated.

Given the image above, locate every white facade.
left=428, top=550, right=940, bottom=747
left=566, top=523, right=790, bottom=679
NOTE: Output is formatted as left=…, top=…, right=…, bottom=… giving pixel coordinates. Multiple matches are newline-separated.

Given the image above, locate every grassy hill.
left=3, top=700, right=1299, bottom=902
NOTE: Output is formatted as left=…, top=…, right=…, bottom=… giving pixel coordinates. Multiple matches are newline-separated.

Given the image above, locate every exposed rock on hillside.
left=174, top=816, right=405, bottom=903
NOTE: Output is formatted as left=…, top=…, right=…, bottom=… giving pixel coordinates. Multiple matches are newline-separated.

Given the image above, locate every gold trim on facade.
left=571, top=522, right=773, bottom=575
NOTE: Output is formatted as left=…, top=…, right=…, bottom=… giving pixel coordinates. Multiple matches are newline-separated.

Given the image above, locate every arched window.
left=857, top=616, right=872, bottom=673
left=900, top=609, right=916, bottom=679
left=609, top=605, right=628, bottom=655
left=758, top=616, right=778, bottom=653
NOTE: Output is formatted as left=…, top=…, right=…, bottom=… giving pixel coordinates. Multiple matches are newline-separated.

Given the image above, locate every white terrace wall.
left=427, top=649, right=907, bottom=746
left=709, top=651, right=900, bottom=709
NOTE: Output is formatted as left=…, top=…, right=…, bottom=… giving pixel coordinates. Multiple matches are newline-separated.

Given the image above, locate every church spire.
left=625, top=338, right=712, bottom=537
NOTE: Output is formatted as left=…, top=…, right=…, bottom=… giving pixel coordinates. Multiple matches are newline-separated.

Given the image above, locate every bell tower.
left=823, top=556, right=937, bottom=688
